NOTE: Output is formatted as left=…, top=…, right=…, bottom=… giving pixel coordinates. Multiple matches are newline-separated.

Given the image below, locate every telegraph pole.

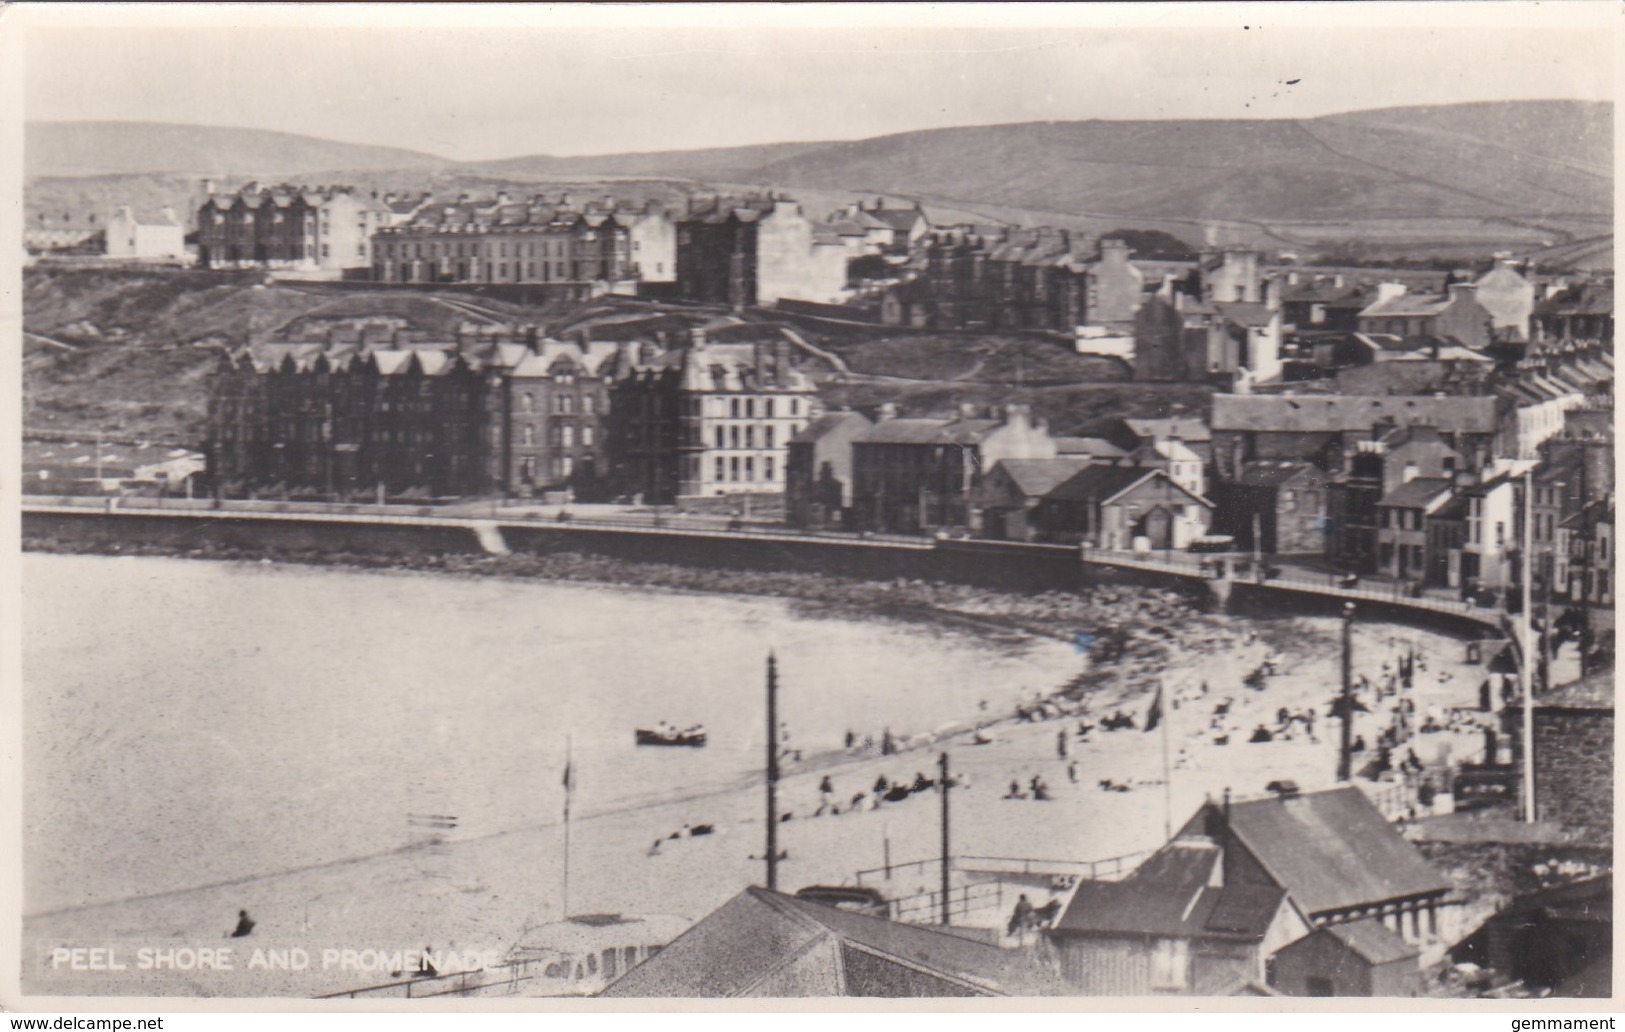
left=765, top=653, right=779, bottom=891
left=1337, top=602, right=1355, bottom=782
left=938, top=751, right=951, bottom=926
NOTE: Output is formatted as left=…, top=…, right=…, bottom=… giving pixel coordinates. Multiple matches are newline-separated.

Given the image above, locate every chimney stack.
left=878, top=402, right=898, bottom=422
left=1376, top=282, right=1407, bottom=305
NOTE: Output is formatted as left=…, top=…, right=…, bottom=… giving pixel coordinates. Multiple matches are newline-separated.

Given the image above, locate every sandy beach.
left=21, top=551, right=1494, bottom=998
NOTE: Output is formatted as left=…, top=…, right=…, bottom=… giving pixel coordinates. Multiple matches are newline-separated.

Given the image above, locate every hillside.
left=23, top=267, right=1179, bottom=445
left=482, top=100, right=1611, bottom=224
left=26, top=121, right=451, bottom=178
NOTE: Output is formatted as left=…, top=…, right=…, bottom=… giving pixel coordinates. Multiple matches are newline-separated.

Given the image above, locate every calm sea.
left=22, top=553, right=1077, bottom=913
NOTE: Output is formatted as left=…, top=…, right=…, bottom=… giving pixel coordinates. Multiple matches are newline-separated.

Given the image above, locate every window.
left=1495, top=521, right=1505, bottom=547
left=1149, top=939, right=1189, bottom=990
left=744, top=457, right=754, bottom=481
left=583, top=426, right=594, bottom=446
left=765, top=399, right=775, bottom=418
left=746, top=399, right=755, bottom=419
left=522, top=425, right=535, bottom=446
left=765, top=456, right=775, bottom=481
left=765, top=427, right=774, bottom=450
left=790, top=399, right=800, bottom=416
left=562, top=396, right=574, bottom=415
left=730, top=426, right=740, bottom=449
left=715, top=426, right=726, bottom=449
left=731, top=399, right=741, bottom=419
left=521, top=392, right=533, bottom=412
left=745, top=426, right=755, bottom=449
left=562, top=426, right=574, bottom=447
left=583, top=396, right=595, bottom=415
left=716, top=457, right=725, bottom=482
left=730, top=457, right=740, bottom=481
left=561, top=456, right=573, bottom=478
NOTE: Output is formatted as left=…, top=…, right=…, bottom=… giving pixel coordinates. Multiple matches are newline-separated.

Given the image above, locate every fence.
left=855, top=851, right=1148, bottom=891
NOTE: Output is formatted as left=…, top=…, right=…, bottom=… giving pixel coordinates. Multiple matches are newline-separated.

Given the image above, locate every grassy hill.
left=22, top=266, right=1187, bottom=446
left=26, top=121, right=451, bottom=178
left=27, top=101, right=1610, bottom=260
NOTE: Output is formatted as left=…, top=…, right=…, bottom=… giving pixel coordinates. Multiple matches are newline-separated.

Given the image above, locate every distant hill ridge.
left=28, top=99, right=1612, bottom=226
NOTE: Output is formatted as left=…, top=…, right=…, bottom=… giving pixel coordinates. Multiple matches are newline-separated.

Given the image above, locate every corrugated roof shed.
left=1321, top=918, right=1419, bottom=965
left=1213, top=787, right=1451, bottom=917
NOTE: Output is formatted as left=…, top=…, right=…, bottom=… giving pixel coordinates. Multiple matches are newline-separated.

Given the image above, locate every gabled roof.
left=1190, top=787, right=1451, bottom=917
left=601, top=888, right=1051, bottom=997
left=1045, top=465, right=1212, bottom=508
left=789, top=411, right=873, bottom=445
left=1053, top=838, right=1286, bottom=942
left=1377, top=477, right=1454, bottom=510
left=1359, top=292, right=1452, bottom=319
left=1317, top=918, right=1419, bottom=965
left=1054, top=437, right=1127, bottom=458
left=1122, top=417, right=1211, bottom=443
left=992, top=458, right=1096, bottom=499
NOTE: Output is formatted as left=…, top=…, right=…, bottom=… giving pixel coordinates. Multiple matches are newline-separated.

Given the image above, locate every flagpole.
left=562, top=734, right=573, bottom=919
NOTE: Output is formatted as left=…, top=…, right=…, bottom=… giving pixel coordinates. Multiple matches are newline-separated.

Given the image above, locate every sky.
left=17, top=3, right=1617, bottom=162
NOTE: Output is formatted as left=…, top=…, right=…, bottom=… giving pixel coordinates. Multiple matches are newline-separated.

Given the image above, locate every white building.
left=105, top=206, right=186, bottom=259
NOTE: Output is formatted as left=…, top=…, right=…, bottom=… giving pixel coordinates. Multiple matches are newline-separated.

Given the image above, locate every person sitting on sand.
left=1249, top=724, right=1273, bottom=744
left=1005, top=779, right=1025, bottom=800
left=230, top=909, right=255, bottom=938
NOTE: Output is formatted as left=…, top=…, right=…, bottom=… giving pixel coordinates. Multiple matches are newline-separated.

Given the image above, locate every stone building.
left=848, top=404, right=1057, bottom=534
left=1356, top=283, right=1495, bottom=349
left=675, top=195, right=847, bottom=307
left=372, top=193, right=646, bottom=287
left=207, top=328, right=617, bottom=500
left=197, top=182, right=388, bottom=271
left=1502, top=671, right=1613, bottom=836
left=605, top=329, right=819, bottom=503
left=784, top=410, right=874, bottom=529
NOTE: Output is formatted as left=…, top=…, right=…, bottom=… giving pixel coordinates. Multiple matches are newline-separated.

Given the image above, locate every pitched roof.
left=1200, top=787, right=1451, bottom=916
left=1359, top=292, right=1453, bottom=319
left=789, top=411, right=872, bottom=445
left=1214, top=301, right=1276, bottom=329
left=601, top=888, right=1049, bottom=997
left=1053, top=839, right=1285, bottom=942
left=1046, top=465, right=1212, bottom=507
left=1211, top=394, right=1498, bottom=434
left=1054, top=437, right=1127, bottom=458
left=1318, top=918, right=1419, bottom=965
left=1377, top=477, right=1454, bottom=510
left=993, top=458, right=1096, bottom=498
left=1044, top=464, right=1159, bottom=504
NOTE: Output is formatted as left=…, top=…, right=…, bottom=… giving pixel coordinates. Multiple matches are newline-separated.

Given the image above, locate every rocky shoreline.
left=24, top=532, right=1300, bottom=706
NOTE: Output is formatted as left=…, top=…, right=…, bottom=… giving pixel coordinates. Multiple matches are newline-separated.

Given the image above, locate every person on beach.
left=1068, top=761, right=1079, bottom=784
left=1006, top=779, right=1025, bottom=800
left=1057, top=729, right=1069, bottom=760
left=230, top=909, right=255, bottom=938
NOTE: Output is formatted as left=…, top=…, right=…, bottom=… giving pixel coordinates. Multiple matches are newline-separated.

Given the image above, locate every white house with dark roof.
left=105, top=206, right=185, bottom=259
